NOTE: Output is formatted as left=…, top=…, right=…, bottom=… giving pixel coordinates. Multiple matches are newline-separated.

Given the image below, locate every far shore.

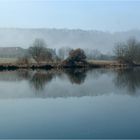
left=0, top=59, right=139, bottom=70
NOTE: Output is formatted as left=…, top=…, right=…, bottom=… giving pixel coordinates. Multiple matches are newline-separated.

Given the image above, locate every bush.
left=68, top=48, right=86, bottom=62
left=62, top=48, right=87, bottom=66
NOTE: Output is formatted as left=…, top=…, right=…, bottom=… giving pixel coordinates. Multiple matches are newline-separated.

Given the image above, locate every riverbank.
left=88, top=60, right=133, bottom=68
left=0, top=60, right=139, bottom=70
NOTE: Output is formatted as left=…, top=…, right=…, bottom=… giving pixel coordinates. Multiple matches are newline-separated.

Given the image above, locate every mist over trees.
left=84, top=48, right=114, bottom=60
left=56, top=47, right=114, bottom=61
left=114, top=38, right=140, bottom=64
left=58, top=47, right=72, bottom=60
left=1, top=28, right=140, bottom=53
left=0, top=35, right=140, bottom=67
left=0, top=47, right=27, bottom=58
left=28, top=38, right=53, bottom=64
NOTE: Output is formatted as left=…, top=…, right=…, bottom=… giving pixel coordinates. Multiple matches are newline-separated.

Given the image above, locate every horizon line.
left=0, top=27, right=139, bottom=33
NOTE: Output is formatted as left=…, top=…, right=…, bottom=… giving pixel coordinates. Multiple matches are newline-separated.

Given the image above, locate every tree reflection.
left=114, top=68, right=140, bottom=94
left=30, top=71, right=54, bottom=91
left=64, top=68, right=87, bottom=84
left=17, top=70, right=32, bottom=80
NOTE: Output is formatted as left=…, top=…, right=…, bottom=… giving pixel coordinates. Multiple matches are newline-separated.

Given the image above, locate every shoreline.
left=0, top=61, right=139, bottom=71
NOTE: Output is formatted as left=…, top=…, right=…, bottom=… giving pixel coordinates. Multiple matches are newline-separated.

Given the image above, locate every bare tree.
left=114, top=38, right=140, bottom=64
left=28, top=38, right=52, bottom=64
left=114, top=42, right=126, bottom=63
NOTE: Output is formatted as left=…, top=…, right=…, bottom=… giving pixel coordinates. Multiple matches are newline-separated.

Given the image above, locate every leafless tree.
left=28, top=38, right=52, bottom=64
left=114, top=38, right=140, bottom=64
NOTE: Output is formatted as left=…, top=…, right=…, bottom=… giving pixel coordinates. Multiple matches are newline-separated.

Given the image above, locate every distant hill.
left=0, top=47, right=26, bottom=58
left=0, top=28, right=140, bottom=53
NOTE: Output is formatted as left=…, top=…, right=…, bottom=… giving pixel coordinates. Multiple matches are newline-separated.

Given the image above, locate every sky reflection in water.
left=0, top=68, right=140, bottom=138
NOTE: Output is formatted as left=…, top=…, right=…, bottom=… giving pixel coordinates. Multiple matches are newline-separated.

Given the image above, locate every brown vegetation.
left=28, top=38, right=53, bottom=64
left=114, top=38, right=140, bottom=65
left=62, top=48, right=88, bottom=67
left=0, top=37, right=140, bottom=70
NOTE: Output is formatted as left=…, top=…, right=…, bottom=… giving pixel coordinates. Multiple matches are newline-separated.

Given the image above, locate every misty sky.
left=0, top=0, right=139, bottom=32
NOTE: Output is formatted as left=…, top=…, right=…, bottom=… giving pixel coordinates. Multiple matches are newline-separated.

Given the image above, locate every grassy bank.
left=0, top=58, right=138, bottom=70
left=88, top=60, right=123, bottom=68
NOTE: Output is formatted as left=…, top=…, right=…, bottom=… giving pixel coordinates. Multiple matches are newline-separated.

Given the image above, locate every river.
left=0, top=68, right=140, bottom=138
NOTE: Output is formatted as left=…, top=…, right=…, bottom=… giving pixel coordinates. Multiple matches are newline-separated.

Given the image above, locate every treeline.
left=57, top=47, right=114, bottom=60
left=0, top=37, right=140, bottom=66
left=114, top=38, right=140, bottom=65
left=25, top=37, right=140, bottom=65
left=0, top=39, right=114, bottom=60
left=17, top=38, right=115, bottom=65
left=17, top=38, right=88, bottom=66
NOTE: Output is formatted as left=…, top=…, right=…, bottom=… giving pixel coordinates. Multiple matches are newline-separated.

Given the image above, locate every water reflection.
left=0, top=69, right=103, bottom=86
left=0, top=69, right=140, bottom=139
left=0, top=68, right=140, bottom=98
left=114, top=68, right=140, bottom=95
left=30, top=71, right=54, bottom=91
left=17, top=70, right=32, bottom=80
left=64, top=68, right=87, bottom=84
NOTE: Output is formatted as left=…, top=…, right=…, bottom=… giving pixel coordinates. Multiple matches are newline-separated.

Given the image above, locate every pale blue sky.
left=0, top=0, right=139, bottom=32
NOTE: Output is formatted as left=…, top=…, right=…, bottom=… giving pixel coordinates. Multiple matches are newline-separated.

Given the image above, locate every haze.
left=0, top=0, right=140, bottom=53
left=0, top=0, right=139, bottom=32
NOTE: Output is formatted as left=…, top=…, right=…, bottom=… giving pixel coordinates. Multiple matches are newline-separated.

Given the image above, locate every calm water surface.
left=0, top=68, right=140, bottom=139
